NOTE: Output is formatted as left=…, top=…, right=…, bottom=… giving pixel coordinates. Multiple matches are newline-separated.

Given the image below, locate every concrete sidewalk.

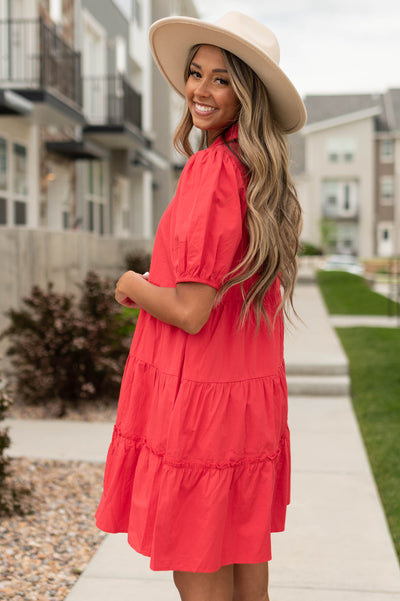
left=5, top=281, right=400, bottom=600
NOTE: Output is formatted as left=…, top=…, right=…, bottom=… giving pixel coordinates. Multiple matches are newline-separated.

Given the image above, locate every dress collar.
left=211, top=123, right=239, bottom=146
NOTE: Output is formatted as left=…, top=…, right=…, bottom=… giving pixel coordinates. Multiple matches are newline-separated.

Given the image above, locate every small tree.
left=320, top=218, right=338, bottom=254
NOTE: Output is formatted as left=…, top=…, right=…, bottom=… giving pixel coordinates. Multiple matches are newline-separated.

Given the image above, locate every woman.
left=96, top=12, right=306, bottom=601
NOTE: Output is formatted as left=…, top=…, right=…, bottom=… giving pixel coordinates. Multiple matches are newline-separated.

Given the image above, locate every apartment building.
left=0, top=0, right=198, bottom=329
left=291, top=90, right=400, bottom=258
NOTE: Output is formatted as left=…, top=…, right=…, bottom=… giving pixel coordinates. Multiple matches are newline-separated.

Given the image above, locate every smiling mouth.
left=193, top=102, right=217, bottom=114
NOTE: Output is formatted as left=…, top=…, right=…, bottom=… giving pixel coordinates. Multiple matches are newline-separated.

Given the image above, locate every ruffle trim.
left=112, top=424, right=285, bottom=472
left=96, top=427, right=291, bottom=571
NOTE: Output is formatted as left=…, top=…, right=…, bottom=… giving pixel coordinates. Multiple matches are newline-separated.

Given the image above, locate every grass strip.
left=316, top=271, right=399, bottom=315
left=335, top=327, right=400, bottom=560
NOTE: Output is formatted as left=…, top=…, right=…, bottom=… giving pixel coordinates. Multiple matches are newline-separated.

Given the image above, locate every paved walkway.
left=330, top=315, right=400, bottom=328
left=5, top=281, right=400, bottom=600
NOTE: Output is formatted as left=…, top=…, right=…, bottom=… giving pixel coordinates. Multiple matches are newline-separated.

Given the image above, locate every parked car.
left=322, top=254, right=365, bottom=275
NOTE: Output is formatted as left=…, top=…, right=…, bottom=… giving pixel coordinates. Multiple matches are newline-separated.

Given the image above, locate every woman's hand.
left=115, top=271, right=149, bottom=308
left=114, top=270, right=216, bottom=334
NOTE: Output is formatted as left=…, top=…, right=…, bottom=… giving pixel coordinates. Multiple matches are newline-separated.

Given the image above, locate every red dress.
left=95, top=125, right=290, bottom=572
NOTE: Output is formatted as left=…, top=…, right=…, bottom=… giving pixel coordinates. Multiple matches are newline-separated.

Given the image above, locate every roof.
left=304, top=93, right=382, bottom=125
left=303, top=89, right=400, bottom=132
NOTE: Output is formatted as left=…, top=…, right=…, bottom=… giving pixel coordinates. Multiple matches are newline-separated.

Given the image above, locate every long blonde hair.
left=174, top=45, right=302, bottom=327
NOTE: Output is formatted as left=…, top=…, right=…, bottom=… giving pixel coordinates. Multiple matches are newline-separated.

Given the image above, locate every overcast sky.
left=115, top=0, right=400, bottom=97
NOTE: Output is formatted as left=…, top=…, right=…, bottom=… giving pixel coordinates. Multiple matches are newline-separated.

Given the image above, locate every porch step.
left=287, top=374, right=350, bottom=397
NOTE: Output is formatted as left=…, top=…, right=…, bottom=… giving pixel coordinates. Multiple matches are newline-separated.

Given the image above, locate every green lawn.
left=316, top=270, right=399, bottom=315
left=336, top=327, right=400, bottom=560
left=316, top=271, right=400, bottom=560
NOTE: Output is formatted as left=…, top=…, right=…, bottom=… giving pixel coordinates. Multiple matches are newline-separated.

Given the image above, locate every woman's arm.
left=115, top=271, right=216, bottom=335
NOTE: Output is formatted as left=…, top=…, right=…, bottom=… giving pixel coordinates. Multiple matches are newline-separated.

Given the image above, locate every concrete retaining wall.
left=0, top=228, right=153, bottom=333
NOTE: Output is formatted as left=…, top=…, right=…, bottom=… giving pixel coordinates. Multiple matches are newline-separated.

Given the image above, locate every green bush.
left=299, top=241, right=323, bottom=256
left=1, top=271, right=138, bottom=414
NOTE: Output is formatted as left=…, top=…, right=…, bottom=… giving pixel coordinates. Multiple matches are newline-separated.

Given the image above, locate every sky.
left=114, top=0, right=400, bottom=97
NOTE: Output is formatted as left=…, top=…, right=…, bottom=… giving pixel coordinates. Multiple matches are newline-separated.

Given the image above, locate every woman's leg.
left=173, top=565, right=234, bottom=601
left=233, top=563, right=270, bottom=601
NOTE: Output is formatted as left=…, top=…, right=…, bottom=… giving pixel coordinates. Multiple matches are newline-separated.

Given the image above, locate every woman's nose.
left=194, top=78, right=210, bottom=97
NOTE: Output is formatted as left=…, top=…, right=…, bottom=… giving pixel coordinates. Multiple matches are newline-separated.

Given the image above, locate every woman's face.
left=185, top=45, right=240, bottom=144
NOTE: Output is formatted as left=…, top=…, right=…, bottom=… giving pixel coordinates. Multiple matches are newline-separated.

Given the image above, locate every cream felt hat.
left=149, top=11, right=306, bottom=134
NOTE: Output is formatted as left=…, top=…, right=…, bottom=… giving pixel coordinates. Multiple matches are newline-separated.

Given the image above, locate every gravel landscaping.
left=0, top=456, right=106, bottom=601
left=1, top=400, right=117, bottom=600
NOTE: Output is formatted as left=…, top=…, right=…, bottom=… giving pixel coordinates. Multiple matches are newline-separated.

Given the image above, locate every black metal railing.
left=83, top=74, right=142, bottom=129
left=0, top=18, right=82, bottom=107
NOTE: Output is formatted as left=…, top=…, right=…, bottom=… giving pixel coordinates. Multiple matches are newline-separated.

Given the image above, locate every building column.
left=142, top=169, right=153, bottom=239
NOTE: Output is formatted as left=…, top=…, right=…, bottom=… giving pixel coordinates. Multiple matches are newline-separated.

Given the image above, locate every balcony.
left=0, top=18, right=83, bottom=121
left=83, top=74, right=145, bottom=149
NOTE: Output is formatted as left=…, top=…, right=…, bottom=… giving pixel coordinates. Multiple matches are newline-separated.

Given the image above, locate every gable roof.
left=303, top=89, right=400, bottom=132
left=304, top=94, right=381, bottom=125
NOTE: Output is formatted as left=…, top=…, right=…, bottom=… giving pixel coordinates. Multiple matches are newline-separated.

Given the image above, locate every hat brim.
left=149, top=16, right=306, bottom=134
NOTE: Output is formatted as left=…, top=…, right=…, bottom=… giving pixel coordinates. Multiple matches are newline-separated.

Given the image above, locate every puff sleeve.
left=172, top=146, right=246, bottom=289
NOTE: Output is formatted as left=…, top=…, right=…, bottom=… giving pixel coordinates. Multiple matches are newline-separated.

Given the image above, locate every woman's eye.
left=189, top=69, right=201, bottom=78
left=216, top=77, right=229, bottom=85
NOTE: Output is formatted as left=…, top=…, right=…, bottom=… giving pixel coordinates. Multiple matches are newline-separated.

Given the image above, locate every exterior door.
left=377, top=223, right=394, bottom=258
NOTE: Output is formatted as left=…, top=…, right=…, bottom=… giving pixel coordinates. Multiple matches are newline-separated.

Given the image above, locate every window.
left=14, top=200, right=26, bottom=225
left=380, top=139, right=394, bottom=163
left=380, top=177, right=394, bottom=205
left=343, top=184, right=351, bottom=210
left=115, top=37, right=127, bottom=74
left=336, top=223, right=359, bottom=254
left=99, top=203, right=104, bottom=235
left=88, top=200, right=95, bottom=232
left=0, top=197, right=6, bottom=224
left=132, top=0, right=142, bottom=27
left=63, top=211, right=69, bottom=229
left=322, top=180, right=359, bottom=218
left=85, top=161, right=107, bottom=234
left=326, top=138, right=356, bottom=163
left=13, top=143, right=28, bottom=195
left=0, top=136, right=29, bottom=226
left=0, top=138, right=7, bottom=191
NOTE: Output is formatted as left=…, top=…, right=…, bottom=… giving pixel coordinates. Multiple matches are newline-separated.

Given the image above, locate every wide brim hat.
left=149, top=11, right=307, bottom=134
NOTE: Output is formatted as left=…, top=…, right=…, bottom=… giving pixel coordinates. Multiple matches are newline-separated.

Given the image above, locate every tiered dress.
left=95, top=124, right=290, bottom=573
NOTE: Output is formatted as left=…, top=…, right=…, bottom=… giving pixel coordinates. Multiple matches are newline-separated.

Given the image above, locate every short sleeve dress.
left=95, top=124, right=290, bottom=573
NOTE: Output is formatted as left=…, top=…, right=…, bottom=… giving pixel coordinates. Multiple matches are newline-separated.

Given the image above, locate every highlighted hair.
left=174, top=45, right=302, bottom=327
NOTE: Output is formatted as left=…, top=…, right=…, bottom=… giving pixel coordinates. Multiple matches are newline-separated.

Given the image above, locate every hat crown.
left=214, top=12, right=280, bottom=66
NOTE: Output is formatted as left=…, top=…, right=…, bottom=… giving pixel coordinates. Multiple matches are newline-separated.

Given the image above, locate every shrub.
left=299, top=241, right=323, bottom=256
left=124, top=250, right=151, bottom=274
left=0, top=371, right=12, bottom=501
left=1, top=272, right=138, bottom=414
left=0, top=370, right=30, bottom=515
